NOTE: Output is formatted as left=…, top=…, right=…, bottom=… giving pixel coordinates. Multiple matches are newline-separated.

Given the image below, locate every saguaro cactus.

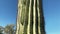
left=16, top=0, right=46, bottom=34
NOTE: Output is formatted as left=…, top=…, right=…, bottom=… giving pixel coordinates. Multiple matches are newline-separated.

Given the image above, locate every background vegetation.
left=0, top=24, right=16, bottom=34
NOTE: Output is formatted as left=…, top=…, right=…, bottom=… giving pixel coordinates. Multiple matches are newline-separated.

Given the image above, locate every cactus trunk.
left=16, top=0, right=46, bottom=34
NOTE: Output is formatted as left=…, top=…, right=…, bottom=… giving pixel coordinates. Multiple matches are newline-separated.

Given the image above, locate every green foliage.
left=4, top=24, right=15, bottom=34
left=0, top=26, right=4, bottom=34
left=0, top=24, right=16, bottom=34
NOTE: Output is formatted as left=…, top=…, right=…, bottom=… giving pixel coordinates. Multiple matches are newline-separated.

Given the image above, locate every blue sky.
left=0, top=0, right=60, bottom=34
left=0, top=0, right=17, bottom=27
left=43, top=0, right=60, bottom=34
